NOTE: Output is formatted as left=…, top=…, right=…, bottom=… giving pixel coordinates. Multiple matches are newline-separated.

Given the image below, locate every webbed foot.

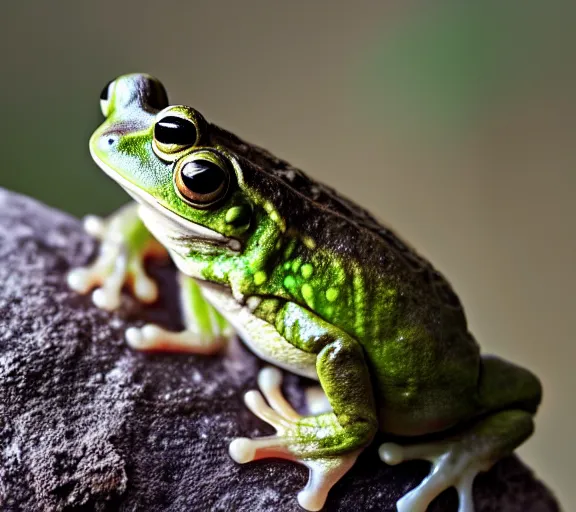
left=379, top=409, right=536, bottom=512
left=229, top=367, right=361, bottom=512
left=67, top=205, right=167, bottom=310
left=379, top=440, right=490, bottom=512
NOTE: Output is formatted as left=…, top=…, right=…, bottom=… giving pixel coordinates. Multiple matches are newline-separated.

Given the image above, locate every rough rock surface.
left=0, top=188, right=560, bottom=512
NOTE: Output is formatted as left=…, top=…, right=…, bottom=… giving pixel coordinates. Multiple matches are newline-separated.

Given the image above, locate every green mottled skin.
left=91, top=74, right=541, bottom=462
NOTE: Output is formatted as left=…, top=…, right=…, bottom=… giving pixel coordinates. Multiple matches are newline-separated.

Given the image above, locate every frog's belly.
left=197, top=282, right=318, bottom=381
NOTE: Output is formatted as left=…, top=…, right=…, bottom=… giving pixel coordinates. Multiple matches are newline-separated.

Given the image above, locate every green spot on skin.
left=284, top=275, right=296, bottom=289
left=283, top=261, right=291, bottom=270
left=254, top=271, right=267, bottom=285
left=270, top=210, right=280, bottom=222
left=291, top=260, right=301, bottom=273
left=225, top=206, right=245, bottom=224
left=326, top=287, right=339, bottom=302
left=302, top=236, right=316, bottom=249
left=301, top=263, right=313, bottom=279
left=284, top=240, right=296, bottom=259
left=301, top=283, right=314, bottom=301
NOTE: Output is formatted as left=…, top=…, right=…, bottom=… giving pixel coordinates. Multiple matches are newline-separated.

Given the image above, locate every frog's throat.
left=136, top=202, right=241, bottom=256
left=90, top=149, right=241, bottom=253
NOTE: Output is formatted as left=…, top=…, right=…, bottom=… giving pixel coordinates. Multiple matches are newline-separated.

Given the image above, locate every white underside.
left=197, top=282, right=318, bottom=381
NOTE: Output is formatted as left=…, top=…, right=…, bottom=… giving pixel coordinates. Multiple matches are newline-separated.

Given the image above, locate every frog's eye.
left=99, top=80, right=114, bottom=117
left=153, top=106, right=204, bottom=162
left=155, top=116, right=197, bottom=148
left=145, top=79, right=169, bottom=111
left=174, top=151, right=230, bottom=209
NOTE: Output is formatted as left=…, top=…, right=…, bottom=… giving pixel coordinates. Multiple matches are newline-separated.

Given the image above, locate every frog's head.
left=91, top=73, right=286, bottom=260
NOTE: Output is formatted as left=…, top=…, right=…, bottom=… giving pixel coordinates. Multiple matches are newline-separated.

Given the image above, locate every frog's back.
left=212, top=124, right=469, bottom=319
left=213, top=126, right=481, bottom=431
left=284, top=190, right=483, bottom=435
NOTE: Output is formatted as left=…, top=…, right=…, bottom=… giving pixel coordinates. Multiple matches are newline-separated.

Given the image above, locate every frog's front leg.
left=126, top=273, right=232, bottom=354
left=230, top=302, right=378, bottom=511
left=68, top=203, right=168, bottom=310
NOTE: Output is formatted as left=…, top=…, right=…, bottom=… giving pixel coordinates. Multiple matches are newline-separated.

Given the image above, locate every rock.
left=0, top=188, right=560, bottom=512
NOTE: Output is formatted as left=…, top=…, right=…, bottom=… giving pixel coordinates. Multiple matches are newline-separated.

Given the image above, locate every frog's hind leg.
left=379, top=355, right=542, bottom=512
left=379, top=411, right=533, bottom=512
left=126, top=273, right=232, bottom=354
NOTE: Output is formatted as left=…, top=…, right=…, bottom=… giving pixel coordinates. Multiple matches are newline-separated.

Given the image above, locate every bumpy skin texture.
left=91, top=75, right=533, bottom=418
left=0, top=189, right=560, bottom=512
left=81, top=74, right=543, bottom=511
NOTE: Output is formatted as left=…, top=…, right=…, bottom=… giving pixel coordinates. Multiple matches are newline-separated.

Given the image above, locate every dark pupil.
left=100, top=80, right=113, bottom=101
left=181, top=160, right=226, bottom=196
left=155, top=116, right=197, bottom=146
left=146, top=81, right=169, bottom=110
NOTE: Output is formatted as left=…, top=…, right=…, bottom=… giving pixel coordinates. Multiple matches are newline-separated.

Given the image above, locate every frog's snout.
left=92, top=122, right=139, bottom=153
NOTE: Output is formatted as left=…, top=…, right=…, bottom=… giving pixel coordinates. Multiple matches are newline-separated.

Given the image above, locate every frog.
left=68, top=73, right=542, bottom=512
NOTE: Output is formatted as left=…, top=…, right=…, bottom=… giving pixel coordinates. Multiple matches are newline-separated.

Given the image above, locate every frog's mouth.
left=90, top=150, right=241, bottom=254
left=135, top=199, right=241, bottom=254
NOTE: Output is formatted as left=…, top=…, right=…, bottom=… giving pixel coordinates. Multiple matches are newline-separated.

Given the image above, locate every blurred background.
left=1, top=0, right=574, bottom=507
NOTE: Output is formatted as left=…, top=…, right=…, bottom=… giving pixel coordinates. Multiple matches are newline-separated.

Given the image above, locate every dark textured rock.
left=0, top=188, right=559, bottom=512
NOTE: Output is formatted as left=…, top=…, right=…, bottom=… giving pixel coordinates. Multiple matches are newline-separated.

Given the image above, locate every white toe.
left=229, top=438, right=256, bottom=463
left=92, top=287, right=120, bottom=311
left=297, top=489, right=325, bottom=512
left=83, top=215, right=105, bottom=237
left=125, top=327, right=145, bottom=348
left=66, top=268, right=90, bottom=293
left=133, top=276, right=158, bottom=303
left=379, top=442, right=404, bottom=465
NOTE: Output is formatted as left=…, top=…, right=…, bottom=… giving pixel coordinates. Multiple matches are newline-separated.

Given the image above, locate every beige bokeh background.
left=1, top=1, right=574, bottom=508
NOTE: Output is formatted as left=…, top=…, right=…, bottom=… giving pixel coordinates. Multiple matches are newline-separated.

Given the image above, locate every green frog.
left=68, top=73, right=542, bottom=512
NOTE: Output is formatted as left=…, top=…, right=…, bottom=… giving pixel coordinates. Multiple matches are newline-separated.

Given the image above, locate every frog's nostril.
left=100, top=134, right=118, bottom=150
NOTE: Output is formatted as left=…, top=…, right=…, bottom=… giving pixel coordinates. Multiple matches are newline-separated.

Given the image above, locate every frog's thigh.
left=379, top=356, right=542, bottom=512
left=476, top=354, right=542, bottom=414
left=126, top=273, right=231, bottom=353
